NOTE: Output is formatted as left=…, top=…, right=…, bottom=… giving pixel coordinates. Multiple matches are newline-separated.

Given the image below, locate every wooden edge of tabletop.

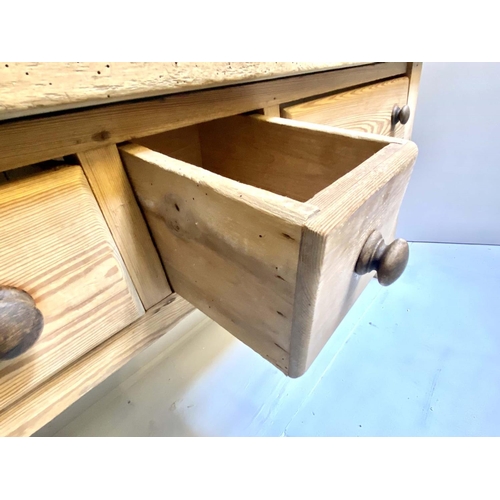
left=0, top=62, right=408, bottom=173
left=0, top=62, right=373, bottom=122
left=0, top=293, right=195, bottom=437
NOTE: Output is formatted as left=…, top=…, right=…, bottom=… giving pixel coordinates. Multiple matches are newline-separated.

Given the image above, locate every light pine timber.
left=404, top=62, right=423, bottom=139
left=141, top=116, right=387, bottom=204
left=0, top=62, right=407, bottom=173
left=0, top=166, right=144, bottom=412
left=198, top=115, right=386, bottom=202
left=77, top=145, right=172, bottom=309
left=262, top=105, right=281, bottom=117
left=0, top=62, right=371, bottom=121
left=290, top=141, right=418, bottom=376
left=133, top=125, right=203, bottom=167
left=122, top=115, right=417, bottom=376
left=0, top=294, right=194, bottom=436
left=282, top=77, right=410, bottom=137
left=120, top=141, right=318, bottom=373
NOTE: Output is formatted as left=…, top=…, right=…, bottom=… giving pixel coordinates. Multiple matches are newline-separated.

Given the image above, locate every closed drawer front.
left=121, top=115, right=417, bottom=377
left=282, top=77, right=410, bottom=138
left=0, top=166, right=143, bottom=411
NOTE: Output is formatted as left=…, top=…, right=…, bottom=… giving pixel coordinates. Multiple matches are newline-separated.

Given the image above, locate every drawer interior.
left=133, top=115, right=387, bottom=203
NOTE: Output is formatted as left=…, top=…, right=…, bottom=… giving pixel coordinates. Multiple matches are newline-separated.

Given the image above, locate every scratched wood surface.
left=0, top=62, right=371, bottom=121
left=0, top=62, right=408, bottom=173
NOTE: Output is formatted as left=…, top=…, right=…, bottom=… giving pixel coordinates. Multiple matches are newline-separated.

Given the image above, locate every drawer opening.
left=132, top=114, right=388, bottom=203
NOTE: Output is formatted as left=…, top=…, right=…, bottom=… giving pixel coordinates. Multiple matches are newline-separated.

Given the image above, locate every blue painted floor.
left=36, top=243, right=500, bottom=436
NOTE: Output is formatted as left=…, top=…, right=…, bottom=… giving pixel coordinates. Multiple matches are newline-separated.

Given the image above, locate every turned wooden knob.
left=355, top=230, right=409, bottom=286
left=391, top=104, right=411, bottom=126
left=0, top=286, right=44, bottom=360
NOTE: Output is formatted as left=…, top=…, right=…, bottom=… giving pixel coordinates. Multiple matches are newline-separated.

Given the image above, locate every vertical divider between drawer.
left=77, top=145, right=173, bottom=310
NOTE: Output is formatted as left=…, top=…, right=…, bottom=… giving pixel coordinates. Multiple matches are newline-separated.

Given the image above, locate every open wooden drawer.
left=120, top=115, right=418, bottom=377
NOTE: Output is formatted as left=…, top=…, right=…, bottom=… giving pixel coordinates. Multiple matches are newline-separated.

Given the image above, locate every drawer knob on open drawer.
left=0, top=286, right=44, bottom=360
left=355, top=231, right=409, bottom=286
left=391, top=104, right=411, bottom=126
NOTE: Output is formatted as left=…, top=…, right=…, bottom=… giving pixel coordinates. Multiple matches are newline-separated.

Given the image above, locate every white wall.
left=397, top=63, right=500, bottom=245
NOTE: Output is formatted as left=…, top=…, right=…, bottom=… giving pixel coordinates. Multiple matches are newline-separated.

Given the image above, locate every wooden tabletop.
left=0, top=62, right=371, bottom=121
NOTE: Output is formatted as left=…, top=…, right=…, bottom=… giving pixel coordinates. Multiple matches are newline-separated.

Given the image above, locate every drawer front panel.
left=282, top=77, right=410, bottom=137
left=0, top=166, right=144, bottom=411
left=290, top=143, right=417, bottom=375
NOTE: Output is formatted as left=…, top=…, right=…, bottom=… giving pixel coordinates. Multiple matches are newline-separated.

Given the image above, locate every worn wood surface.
left=404, top=63, right=423, bottom=140
left=199, top=115, right=386, bottom=202
left=0, top=62, right=371, bottom=121
left=290, top=142, right=418, bottom=376
left=77, top=145, right=171, bottom=309
left=0, top=62, right=407, bottom=173
left=0, top=294, right=194, bottom=436
left=282, top=77, right=410, bottom=137
left=121, top=142, right=318, bottom=373
left=0, top=166, right=144, bottom=412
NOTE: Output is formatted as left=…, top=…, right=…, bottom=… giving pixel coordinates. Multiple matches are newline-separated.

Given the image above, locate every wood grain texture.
left=133, top=125, right=203, bottom=167
left=282, top=77, right=410, bottom=137
left=0, top=166, right=144, bottom=411
left=262, top=105, right=281, bottom=117
left=77, top=145, right=172, bottom=309
left=404, top=63, right=423, bottom=139
left=121, top=142, right=317, bottom=373
left=0, top=294, right=194, bottom=436
left=0, top=62, right=372, bottom=121
left=289, top=142, right=418, bottom=376
left=198, top=115, right=386, bottom=202
left=0, top=62, right=407, bottom=173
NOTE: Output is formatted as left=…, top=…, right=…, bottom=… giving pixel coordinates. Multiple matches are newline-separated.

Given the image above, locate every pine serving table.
left=0, top=62, right=422, bottom=436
